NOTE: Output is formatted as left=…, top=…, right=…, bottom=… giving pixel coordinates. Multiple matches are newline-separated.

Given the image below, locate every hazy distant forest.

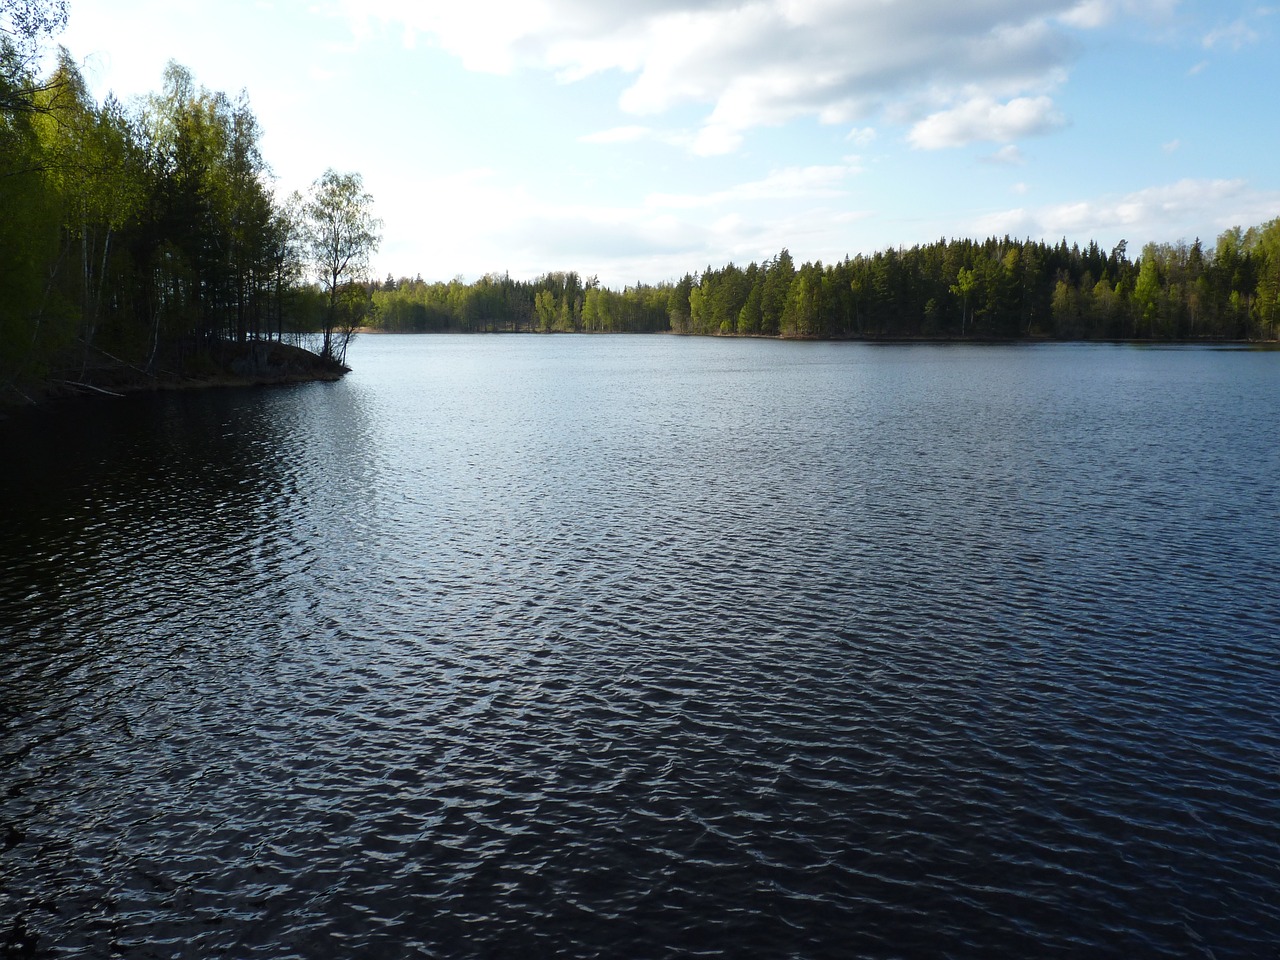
left=4, top=2, right=1280, bottom=404
left=375, top=228, right=1280, bottom=341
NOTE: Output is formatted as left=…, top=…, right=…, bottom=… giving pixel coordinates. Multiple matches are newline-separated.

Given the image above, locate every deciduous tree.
left=303, top=169, right=381, bottom=363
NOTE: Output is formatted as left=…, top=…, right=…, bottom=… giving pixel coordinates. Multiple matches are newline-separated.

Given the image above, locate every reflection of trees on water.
left=0, top=378, right=383, bottom=762
left=0, top=383, right=374, bottom=646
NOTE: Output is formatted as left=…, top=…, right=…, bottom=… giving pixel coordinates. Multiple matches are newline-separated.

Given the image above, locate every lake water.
left=2, top=335, right=1279, bottom=958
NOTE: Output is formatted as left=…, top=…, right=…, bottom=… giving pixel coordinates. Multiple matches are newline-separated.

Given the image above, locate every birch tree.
left=303, top=169, right=380, bottom=363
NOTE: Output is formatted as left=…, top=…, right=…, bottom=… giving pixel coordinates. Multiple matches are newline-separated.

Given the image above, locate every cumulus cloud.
left=973, top=179, right=1280, bottom=247
left=1058, top=0, right=1179, bottom=29
left=1058, top=0, right=1113, bottom=29
left=909, top=96, right=1066, bottom=149
left=340, top=0, right=1154, bottom=153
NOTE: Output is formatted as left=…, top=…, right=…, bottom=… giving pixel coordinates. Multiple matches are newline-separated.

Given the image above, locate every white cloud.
left=984, top=144, right=1027, bottom=165
left=973, top=179, right=1280, bottom=246
left=693, top=122, right=746, bottom=157
left=1058, top=0, right=1180, bottom=29
left=647, top=163, right=863, bottom=209
left=370, top=160, right=873, bottom=285
left=578, top=125, right=695, bottom=149
left=342, top=0, right=1121, bottom=154
left=341, top=1, right=557, bottom=73
left=1203, top=19, right=1260, bottom=49
left=578, top=126, right=654, bottom=145
left=372, top=165, right=701, bottom=283
left=909, top=96, right=1066, bottom=149
left=1162, top=139, right=1180, bottom=153
left=975, top=207, right=1035, bottom=237
left=845, top=126, right=877, bottom=146
left=1059, top=0, right=1113, bottom=29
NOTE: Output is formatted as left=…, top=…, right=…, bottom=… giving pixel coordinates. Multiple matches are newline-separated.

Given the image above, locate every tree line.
left=371, top=226, right=1280, bottom=341
left=1, top=1, right=379, bottom=400
left=371, top=271, right=671, bottom=335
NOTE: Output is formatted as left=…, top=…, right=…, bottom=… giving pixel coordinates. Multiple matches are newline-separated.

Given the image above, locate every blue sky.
left=53, top=0, right=1280, bottom=286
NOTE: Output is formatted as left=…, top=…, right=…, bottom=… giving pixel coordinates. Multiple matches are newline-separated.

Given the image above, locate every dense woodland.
left=371, top=226, right=1280, bottom=342
left=0, top=1, right=378, bottom=400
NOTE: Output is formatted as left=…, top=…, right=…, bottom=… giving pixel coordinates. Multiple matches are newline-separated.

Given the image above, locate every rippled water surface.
left=3, top=336, right=1279, bottom=958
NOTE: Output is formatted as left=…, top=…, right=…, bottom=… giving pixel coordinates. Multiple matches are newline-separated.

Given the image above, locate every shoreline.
left=3, top=340, right=347, bottom=412
left=9, top=331, right=1274, bottom=411
left=352, top=327, right=1278, bottom=347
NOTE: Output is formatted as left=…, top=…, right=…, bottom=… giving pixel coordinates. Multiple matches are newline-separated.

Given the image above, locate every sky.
left=48, top=0, right=1280, bottom=287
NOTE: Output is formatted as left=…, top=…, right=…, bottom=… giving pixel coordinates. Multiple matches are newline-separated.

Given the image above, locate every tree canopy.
left=304, top=169, right=381, bottom=364
left=1, top=9, right=378, bottom=401
left=0, top=0, right=68, bottom=112
left=366, top=226, right=1280, bottom=343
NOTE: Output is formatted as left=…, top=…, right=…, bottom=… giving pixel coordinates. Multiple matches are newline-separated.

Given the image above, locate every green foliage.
left=0, top=0, right=67, bottom=114
left=1247, top=219, right=1280, bottom=339
left=950, top=266, right=977, bottom=335
left=0, top=39, right=370, bottom=398
left=370, top=271, right=668, bottom=335
left=303, top=169, right=381, bottom=361
left=1, top=0, right=67, bottom=50
left=364, top=224, right=1280, bottom=346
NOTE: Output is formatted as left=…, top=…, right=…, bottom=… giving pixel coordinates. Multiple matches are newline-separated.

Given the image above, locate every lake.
left=2, top=335, right=1278, bottom=958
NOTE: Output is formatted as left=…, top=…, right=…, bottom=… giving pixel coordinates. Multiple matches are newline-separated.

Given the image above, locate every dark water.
left=2, top=336, right=1279, bottom=959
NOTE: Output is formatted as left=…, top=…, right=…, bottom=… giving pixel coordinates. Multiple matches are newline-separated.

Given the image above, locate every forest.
left=0, top=1, right=379, bottom=402
left=370, top=226, right=1280, bottom=342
